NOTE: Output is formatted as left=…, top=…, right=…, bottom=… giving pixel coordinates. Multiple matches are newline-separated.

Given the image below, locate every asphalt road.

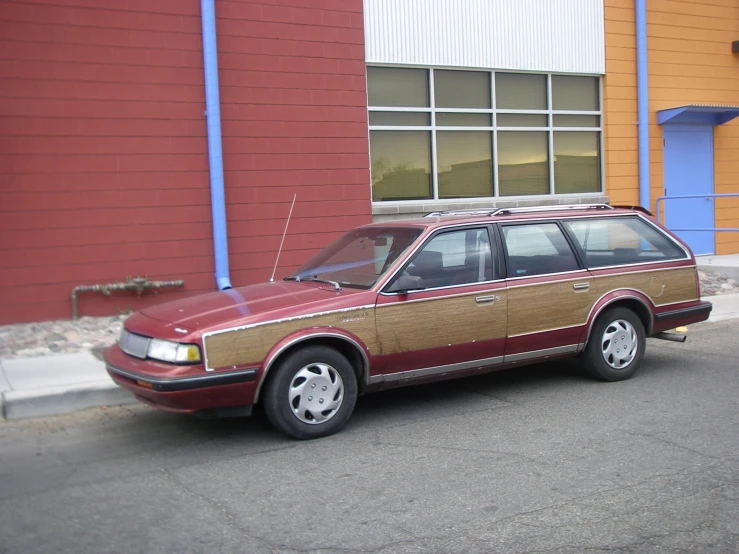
left=1, top=320, right=738, bottom=554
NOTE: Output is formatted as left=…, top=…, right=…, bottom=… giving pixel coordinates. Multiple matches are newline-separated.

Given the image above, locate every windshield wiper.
left=283, top=275, right=341, bottom=291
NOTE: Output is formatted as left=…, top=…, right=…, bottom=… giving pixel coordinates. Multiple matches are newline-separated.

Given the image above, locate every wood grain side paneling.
left=594, top=267, right=698, bottom=306
left=204, top=307, right=378, bottom=370
left=507, top=277, right=598, bottom=337
left=375, top=290, right=507, bottom=355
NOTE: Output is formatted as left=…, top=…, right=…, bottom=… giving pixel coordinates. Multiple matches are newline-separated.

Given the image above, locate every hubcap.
left=288, top=363, right=344, bottom=425
left=601, top=319, right=638, bottom=369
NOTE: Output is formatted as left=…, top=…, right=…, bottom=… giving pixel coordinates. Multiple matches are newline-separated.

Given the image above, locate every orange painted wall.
left=604, top=0, right=739, bottom=254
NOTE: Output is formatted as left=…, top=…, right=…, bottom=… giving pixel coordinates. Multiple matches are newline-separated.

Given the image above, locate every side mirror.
left=374, top=237, right=388, bottom=247
left=386, top=274, right=425, bottom=294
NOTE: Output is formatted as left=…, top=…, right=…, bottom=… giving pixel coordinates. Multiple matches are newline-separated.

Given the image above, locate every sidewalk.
left=696, top=253, right=739, bottom=280
left=2, top=292, right=739, bottom=421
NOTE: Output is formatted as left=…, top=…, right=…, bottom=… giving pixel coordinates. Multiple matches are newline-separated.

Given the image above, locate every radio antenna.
left=270, top=193, right=297, bottom=282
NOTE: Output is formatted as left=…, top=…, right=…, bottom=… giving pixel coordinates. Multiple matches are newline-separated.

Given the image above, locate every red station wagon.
left=105, top=204, right=712, bottom=439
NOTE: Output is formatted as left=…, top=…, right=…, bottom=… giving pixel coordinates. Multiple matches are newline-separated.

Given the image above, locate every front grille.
left=120, top=331, right=151, bottom=359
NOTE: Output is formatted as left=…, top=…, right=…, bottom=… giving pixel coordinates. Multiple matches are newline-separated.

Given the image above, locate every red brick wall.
left=0, top=0, right=371, bottom=324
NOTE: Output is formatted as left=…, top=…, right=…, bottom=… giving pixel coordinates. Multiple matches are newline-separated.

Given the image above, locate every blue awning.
left=657, top=104, right=739, bottom=126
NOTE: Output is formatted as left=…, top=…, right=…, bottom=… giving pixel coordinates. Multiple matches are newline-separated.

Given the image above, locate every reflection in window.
left=434, top=70, right=491, bottom=108
left=554, top=132, right=600, bottom=194
left=503, top=223, right=579, bottom=277
left=552, top=75, right=599, bottom=111
left=497, top=114, right=547, bottom=127
left=496, top=73, right=547, bottom=110
left=369, top=112, right=430, bottom=126
left=405, top=228, right=493, bottom=288
left=564, top=217, right=687, bottom=267
left=367, top=67, right=429, bottom=107
left=498, top=132, right=549, bottom=196
left=370, top=131, right=431, bottom=201
left=436, top=113, right=491, bottom=126
left=437, top=132, right=493, bottom=198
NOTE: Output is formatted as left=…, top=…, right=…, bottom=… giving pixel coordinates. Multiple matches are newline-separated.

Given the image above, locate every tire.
left=582, top=307, right=646, bottom=382
left=263, top=346, right=358, bottom=440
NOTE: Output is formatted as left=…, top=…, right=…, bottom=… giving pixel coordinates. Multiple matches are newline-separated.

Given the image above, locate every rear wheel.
left=263, top=346, right=358, bottom=439
left=583, top=307, right=646, bottom=382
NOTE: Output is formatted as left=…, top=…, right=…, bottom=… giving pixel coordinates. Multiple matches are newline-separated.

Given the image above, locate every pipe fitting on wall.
left=71, top=277, right=185, bottom=320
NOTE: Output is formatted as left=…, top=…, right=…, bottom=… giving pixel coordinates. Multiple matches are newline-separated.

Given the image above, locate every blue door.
left=663, top=125, right=715, bottom=255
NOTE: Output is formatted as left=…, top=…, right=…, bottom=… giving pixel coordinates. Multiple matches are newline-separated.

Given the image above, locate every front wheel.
left=263, top=346, right=358, bottom=439
left=582, top=307, right=646, bottom=382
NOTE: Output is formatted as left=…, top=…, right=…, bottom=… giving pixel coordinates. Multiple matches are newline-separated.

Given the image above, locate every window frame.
left=560, top=215, right=692, bottom=270
left=498, top=220, right=586, bottom=279
left=381, top=224, right=501, bottom=295
left=367, top=66, right=604, bottom=203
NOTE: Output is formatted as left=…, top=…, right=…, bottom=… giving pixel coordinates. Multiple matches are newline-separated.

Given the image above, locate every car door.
left=500, top=221, right=598, bottom=361
left=374, top=225, right=507, bottom=380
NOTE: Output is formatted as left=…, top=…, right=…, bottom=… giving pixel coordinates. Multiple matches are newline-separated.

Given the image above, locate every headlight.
left=147, top=338, right=202, bottom=364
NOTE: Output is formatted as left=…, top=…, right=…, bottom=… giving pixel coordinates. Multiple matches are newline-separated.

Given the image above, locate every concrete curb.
left=0, top=351, right=136, bottom=421
left=2, top=382, right=136, bottom=420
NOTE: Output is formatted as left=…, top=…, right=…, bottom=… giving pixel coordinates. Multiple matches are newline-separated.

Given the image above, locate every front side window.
left=291, top=227, right=423, bottom=289
left=389, top=228, right=493, bottom=291
left=563, top=217, right=688, bottom=268
left=502, top=223, right=580, bottom=277
left=367, top=67, right=602, bottom=201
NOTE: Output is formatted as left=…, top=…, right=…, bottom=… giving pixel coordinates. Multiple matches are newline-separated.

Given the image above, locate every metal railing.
left=655, top=193, right=739, bottom=232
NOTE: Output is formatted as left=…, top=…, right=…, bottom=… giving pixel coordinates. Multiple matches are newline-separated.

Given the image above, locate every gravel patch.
left=0, top=270, right=736, bottom=360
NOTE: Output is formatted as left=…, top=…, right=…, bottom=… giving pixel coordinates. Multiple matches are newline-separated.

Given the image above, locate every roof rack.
left=490, top=203, right=614, bottom=216
left=424, top=208, right=498, bottom=218
left=424, top=203, right=614, bottom=218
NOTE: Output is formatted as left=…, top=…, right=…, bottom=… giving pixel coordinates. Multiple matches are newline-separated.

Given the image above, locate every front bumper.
left=105, top=345, right=259, bottom=413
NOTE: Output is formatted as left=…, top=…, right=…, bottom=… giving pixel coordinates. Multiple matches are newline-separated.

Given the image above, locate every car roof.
left=363, top=204, right=651, bottom=231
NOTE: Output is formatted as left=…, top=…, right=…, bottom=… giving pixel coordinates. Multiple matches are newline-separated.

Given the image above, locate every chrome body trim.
left=368, top=355, right=504, bottom=385
left=376, top=287, right=503, bottom=306
left=379, top=278, right=503, bottom=297
left=253, top=332, right=371, bottom=403
left=505, top=269, right=589, bottom=283
left=202, top=304, right=375, bottom=341
left=508, top=323, right=582, bottom=339
left=504, top=344, right=580, bottom=363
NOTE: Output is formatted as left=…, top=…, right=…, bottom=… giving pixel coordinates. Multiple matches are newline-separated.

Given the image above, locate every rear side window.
left=502, top=223, right=580, bottom=277
left=563, top=217, right=687, bottom=268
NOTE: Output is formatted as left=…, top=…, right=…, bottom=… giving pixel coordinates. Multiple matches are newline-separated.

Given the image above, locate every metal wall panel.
left=364, top=0, right=605, bottom=74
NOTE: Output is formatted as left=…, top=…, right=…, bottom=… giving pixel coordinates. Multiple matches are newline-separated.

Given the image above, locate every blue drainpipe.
left=200, top=0, right=232, bottom=290
left=636, top=0, right=650, bottom=210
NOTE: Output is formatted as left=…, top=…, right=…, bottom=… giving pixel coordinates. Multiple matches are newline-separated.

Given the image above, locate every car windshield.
left=287, top=226, right=423, bottom=289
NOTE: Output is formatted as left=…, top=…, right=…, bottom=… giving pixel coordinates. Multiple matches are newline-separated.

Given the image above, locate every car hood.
left=138, top=281, right=369, bottom=331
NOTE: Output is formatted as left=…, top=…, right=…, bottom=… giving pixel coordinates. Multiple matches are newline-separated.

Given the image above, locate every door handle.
left=475, top=295, right=499, bottom=304
left=573, top=283, right=590, bottom=291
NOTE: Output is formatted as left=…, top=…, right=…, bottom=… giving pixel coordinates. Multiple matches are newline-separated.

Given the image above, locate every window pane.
left=436, top=113, right=491, bottom=126
left=434, top=70, right=491, bottom=108
left=295, top=227, right=423, bottom=288
left=403, top=228, right=493, bottom=288
left=497, top=132, right=549, bottom=196
left=370, top=131, right=431, bottom=201
left=563, top=217, right=687, bottom=268
left=553, top=115, right=600, bottom=127
left=552, top=75, right=599, bottom=111
left=495, top=73, right=547, bottom=110
left=554, top=132, right=601, bottom=194
left=437, top=132, right=493, bottom=198
left=369, top=112, right=430, bottom=126
left=497, top=114, right=548, bottom=127
left=367, top=67, right=429, bottom=107
left=503, top=223, right=579, bottom=277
